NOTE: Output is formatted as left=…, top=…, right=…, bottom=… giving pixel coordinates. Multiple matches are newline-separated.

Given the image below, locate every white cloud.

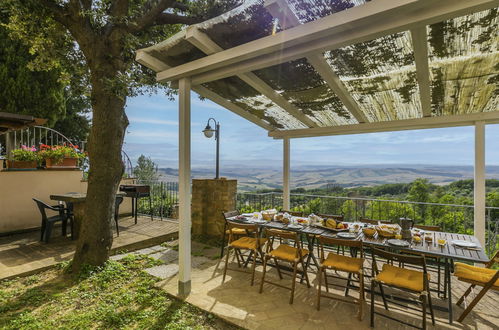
left=128, top=118, right=178, bottom=125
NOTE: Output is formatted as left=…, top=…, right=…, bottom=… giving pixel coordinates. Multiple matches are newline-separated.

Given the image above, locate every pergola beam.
left=264, top=0, right=369, bottom=123
left=411, top=27, right=433, bottom=118
left=156, top=0, right=497, bottom=85
left=269, top=111, right=499, bottom=139
left=185, top=28, right=317, bottom=128
left=136, top=50, right=274, bottom=131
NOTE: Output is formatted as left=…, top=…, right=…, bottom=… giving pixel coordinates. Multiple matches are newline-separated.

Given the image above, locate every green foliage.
left=0, top=254, right=239, bottom=329
left=39, top=145, right=85, bottom=163
left=133, top=155, right=158, bottom=182
left=0, top=9, right=91, bottom=141
left=9, top=146, right=39, bottom=161
left=407, top=178, right=431, bottom=203
left=0, top=13, right=65, bottom=125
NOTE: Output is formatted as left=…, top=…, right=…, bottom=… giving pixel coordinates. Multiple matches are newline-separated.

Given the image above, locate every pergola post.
left=474, top=121, right=486, bottom=248
left=178, top=77, right=192, bottom=296
left=283, top=137, right=290, bottom=210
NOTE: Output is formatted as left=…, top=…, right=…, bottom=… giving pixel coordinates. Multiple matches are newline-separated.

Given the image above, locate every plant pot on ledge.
left=45, top=158, right=78, bottom=169
left=7, top=160, right=38, bottom=170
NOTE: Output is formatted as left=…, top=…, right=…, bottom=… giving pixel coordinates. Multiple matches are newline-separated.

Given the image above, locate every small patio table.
left=228, top=215, right=490, bottom=324
left=50, top=192, right=125, bottom=239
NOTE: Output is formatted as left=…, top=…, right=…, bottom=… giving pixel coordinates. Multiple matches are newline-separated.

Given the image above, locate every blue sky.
left=123, top=93, right=499, bottom=169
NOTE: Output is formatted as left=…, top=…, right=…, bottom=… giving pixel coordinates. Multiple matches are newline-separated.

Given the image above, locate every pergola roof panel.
left=428, top=8, right=498, bottom=116
left=286, top=0, right=367, bottom=24
left=202, top=76, right=307, bottom=129
left=343, top=67, right=421, bottom=122
left=136, top=0, right=499, bottom=135
left=324, top=31, right=421, bottom=121
left=199, top=1, right=275, bottom=49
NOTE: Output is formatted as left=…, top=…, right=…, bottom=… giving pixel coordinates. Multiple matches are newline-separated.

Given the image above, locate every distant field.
left=157, top=164, right=499, bottom=192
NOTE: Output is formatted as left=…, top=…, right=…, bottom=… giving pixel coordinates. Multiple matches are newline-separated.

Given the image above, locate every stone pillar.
left=192, top=178, right=237, bottom=238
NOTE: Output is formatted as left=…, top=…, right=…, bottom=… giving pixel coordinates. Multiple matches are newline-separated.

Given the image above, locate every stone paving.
left=149, top=247, right=499, bottom=330
left=0, top=216, right=178, bottom=280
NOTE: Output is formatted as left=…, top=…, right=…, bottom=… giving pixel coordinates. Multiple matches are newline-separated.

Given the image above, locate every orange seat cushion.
left=454, top=262, right=499, bottom=288
left=226, top=228, right=249, bottom=235
left=269, top=244, right=309, bottom=262
left=322, top=253, right=364, bottom=273
left=376, top=264, right=428, bottom=292
left=230, top=237, right=267, bottom=250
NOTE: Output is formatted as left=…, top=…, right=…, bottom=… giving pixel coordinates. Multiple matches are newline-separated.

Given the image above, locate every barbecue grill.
left=119, top=184, right=153, bottom=223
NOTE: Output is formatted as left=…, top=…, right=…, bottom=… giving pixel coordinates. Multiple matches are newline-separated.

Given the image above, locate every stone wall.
left=191, top=178, right=237, bottom=238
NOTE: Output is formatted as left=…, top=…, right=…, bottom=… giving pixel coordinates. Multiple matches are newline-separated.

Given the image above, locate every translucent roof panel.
left=202, top=76, right=307, bottom=130
left=252, top=58, right=357, bottom=127
left=286, top=0, right=367, bottom=24
left=234, top=95, right=308, bottom=130
left=428, top=9, right=498, bottom=116
left=324, top=31, right=421, bottom=121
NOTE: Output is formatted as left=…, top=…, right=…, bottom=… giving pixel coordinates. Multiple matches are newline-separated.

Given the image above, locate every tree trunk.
left=72, top=60, right=128, bottom=272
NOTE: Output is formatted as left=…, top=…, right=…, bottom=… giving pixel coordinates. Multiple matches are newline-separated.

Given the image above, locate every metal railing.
left=237, top=192, right=499, bottom=256
left=136, top=180, right=179, bottom=219
left=12, top=126, right=83, bottom=150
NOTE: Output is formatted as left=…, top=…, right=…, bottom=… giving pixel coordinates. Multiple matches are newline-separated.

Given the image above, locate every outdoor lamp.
left=202, top=118, right=220, bottom=179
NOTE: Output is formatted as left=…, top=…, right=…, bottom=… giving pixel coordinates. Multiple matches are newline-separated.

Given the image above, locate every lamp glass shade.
left=203, top=125, right=215, bottom=138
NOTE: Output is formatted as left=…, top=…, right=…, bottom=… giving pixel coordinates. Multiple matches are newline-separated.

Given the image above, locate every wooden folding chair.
left=316, top=235, right=365, bottom=320
left=317, top=213, right=344, bottom=222
left=280, top=210, right=304, bottom=217
left=414, top=224, right=441, bottom=231
left=259, top=228, right=310, bottom=304
left=360, top=218, right=392, bottom=225
left=222, top=221, right=267, bottom=286
left=370, top=248, right=435, bottom=329
left=454, top=250, right=499, bottom=322
left=220, top=211, right=250, bottom=257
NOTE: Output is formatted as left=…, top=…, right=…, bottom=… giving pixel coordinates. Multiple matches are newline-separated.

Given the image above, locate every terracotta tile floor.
left=157, top=253, right=499, bottom=330
left=0, top=216, right=178, bottom=280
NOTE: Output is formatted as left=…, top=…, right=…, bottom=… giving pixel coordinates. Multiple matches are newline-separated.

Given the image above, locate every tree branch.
left=35, top=0, right=72, bottom=28
left=127, top=0, right=176, bottom=33
left=109, top=0, right=129, bottom=18
left=172, top=1, right=189, bottom=12
left=79, top=0, right=92, bottom=11
left=154, top=12, right=205, bottom=26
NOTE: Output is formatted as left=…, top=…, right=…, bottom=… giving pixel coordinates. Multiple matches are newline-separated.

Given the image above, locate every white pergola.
left=136, top=0, right=499, bottom=295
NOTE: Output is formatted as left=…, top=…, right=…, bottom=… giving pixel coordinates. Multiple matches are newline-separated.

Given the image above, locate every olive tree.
left=3, top=0, right=239, bottom=272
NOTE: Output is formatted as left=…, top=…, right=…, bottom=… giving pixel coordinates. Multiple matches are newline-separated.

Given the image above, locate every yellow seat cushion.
left=322, top=253, right=364, bottom=273
left=376, top=264, right=428, bottom=292
left=230, top=237, right=267, bottom=250
left=226, top=228, right=249, bottom=235
left=269, top=244, right=309, bottom=262
left=454, top=262, right=499, bottom=288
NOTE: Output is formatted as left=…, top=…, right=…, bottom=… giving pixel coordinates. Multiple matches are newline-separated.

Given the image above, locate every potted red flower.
left=8, top=145, right=39, bottom=170
left=39, top=144, right=85, bottom=169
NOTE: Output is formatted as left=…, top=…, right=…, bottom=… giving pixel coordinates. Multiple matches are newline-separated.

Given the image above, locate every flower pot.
left=7, top=160, right=38, bottom=170
left=45, top=157, right=78, bottom=169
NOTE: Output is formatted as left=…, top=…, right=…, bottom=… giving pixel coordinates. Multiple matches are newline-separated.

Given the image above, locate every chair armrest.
left=48, top=204, right=65, bottom=211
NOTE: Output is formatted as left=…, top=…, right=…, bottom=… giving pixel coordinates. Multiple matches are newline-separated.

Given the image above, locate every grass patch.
left=0, top=255, right=239, bottom=330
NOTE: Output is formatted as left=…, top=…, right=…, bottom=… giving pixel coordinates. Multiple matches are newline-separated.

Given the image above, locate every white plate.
left=251, top=220, right=267, bottom=224
left=387, top=239, right=411, bottom=247
left=287, top=224, right=303, bottom=229
left=337, top=232, right=357, bottom=239
left=452, top=240, right=478, bottom=248
left=241, top=213, right=257, bottom=217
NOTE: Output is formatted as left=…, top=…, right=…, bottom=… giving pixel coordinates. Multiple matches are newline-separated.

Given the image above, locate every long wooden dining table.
left=228, top=215, right=490, bottom=324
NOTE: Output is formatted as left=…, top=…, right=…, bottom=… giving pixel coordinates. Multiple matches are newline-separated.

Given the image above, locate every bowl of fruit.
left=362, top=227, right=376, bottom=238
left=319, top=218, right=349, bottom=232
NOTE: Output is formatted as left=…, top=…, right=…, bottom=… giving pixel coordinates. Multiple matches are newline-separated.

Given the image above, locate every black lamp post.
left=202, top=118, right=220, bottom=179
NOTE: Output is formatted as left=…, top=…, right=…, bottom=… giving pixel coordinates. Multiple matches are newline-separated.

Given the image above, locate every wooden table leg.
left=446, top=258, right=453, bottom=324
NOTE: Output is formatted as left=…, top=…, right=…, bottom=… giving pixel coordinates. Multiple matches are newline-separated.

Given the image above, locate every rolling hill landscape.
left=157, top=164, right=499, bottom=192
